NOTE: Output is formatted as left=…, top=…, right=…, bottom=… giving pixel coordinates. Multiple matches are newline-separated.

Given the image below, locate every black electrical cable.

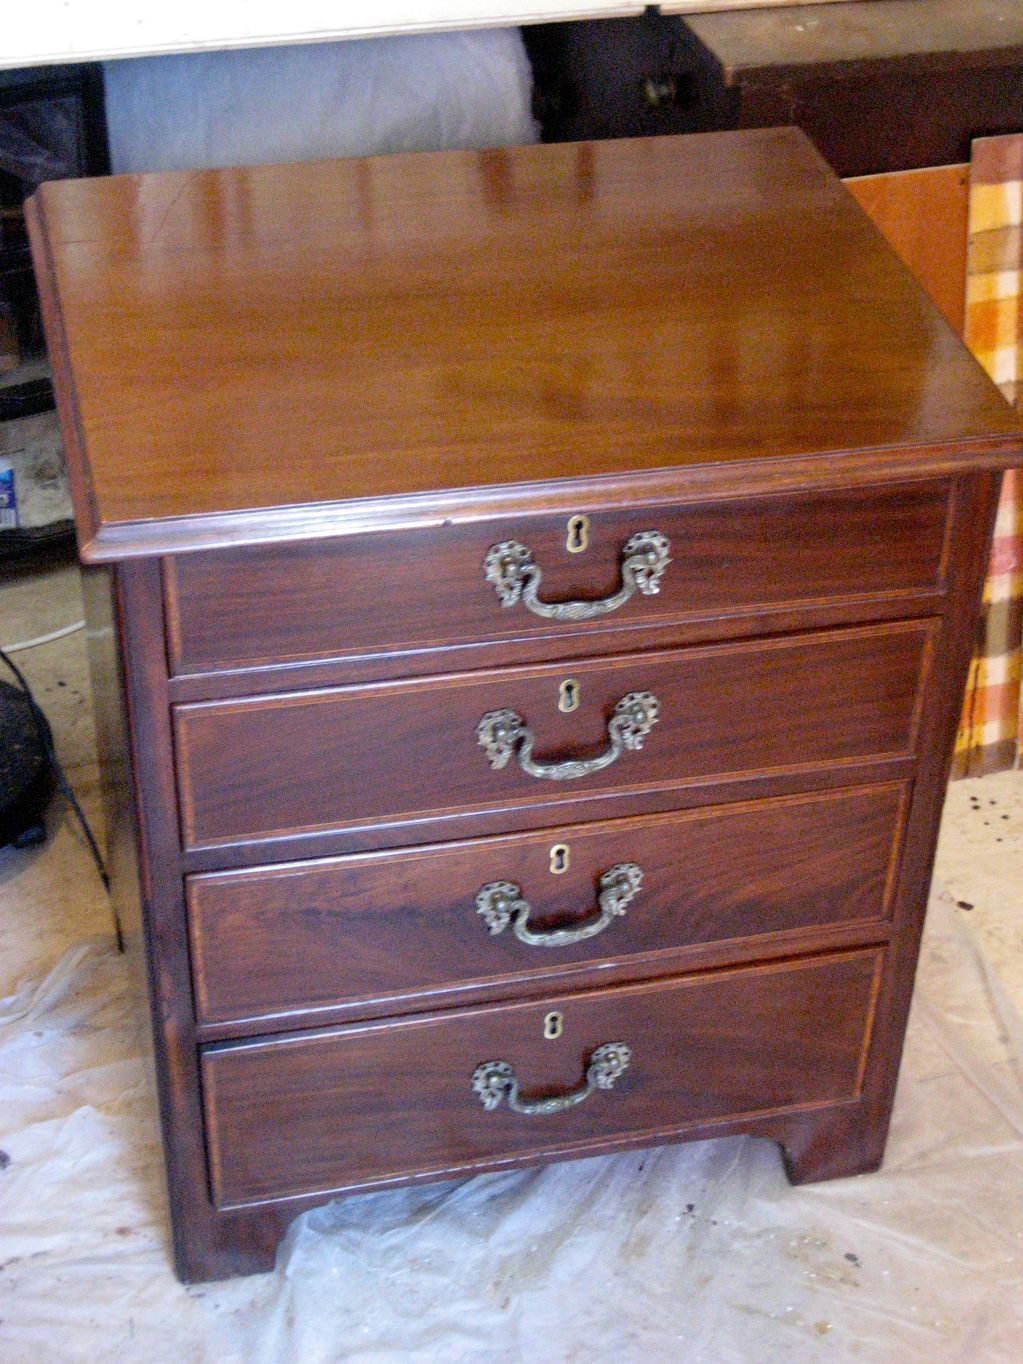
left=0, top=642, right=110, bottom=897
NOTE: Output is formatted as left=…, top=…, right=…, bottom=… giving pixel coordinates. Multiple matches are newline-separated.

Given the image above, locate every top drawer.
left=164, top=483, right=952, bottom=679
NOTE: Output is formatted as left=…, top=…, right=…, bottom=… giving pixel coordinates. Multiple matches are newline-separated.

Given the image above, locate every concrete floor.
left=2, top=556, right=1022, bottom=1362
left=1, top=557, right=109, bottom=978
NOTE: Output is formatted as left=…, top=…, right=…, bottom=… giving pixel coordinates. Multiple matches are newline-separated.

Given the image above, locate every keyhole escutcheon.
left=566, top=514, right=589, bottom=553
left=543, top=1011, right=564, bottom=1040
left=558, top=678, right=580, bottom=713
left=549, top=843, right=570, bottom=875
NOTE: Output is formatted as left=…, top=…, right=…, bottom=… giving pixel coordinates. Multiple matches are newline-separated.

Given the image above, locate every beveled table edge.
left=74, top=439, right=1023, bottom=563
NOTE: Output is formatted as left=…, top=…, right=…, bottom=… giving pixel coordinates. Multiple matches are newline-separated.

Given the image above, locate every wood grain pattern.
left=26, top=129, right=1022, bottom=560
left=108, top=563, right=290, bottom=1280
left=29, top=133, right=1023, bottom=1282
left=164, top=481, right=953, bottom=677
left=174, top=621, right=934, bottom=852
left=165, top=590, right=953, bottom=703
left=202, top=949, right=883, bottom=1209
left=840, top=473, right=1005, bottom=1186
left=187, top=783, right=907, bottom=1028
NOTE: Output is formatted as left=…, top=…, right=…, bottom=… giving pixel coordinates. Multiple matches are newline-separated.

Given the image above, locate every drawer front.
left=202, top=949, right=882, bottom=1208
left=188, top=784, right=906, bottom=1026
left=165, top=482, right=951, bottom=676
left=174, top=621, right=932, bottom=851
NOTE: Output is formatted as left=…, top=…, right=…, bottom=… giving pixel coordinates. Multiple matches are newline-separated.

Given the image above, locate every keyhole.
left=566, top=514, right=589, bottom=554
left=559, top=679, right=580, bottom=713
left=543, top=1010, right=564, bottom=1040
left=549, top=843, right=570, bottom=875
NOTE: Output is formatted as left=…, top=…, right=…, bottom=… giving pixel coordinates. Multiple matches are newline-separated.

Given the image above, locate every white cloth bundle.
left=104, top=28, right=537, bottom=174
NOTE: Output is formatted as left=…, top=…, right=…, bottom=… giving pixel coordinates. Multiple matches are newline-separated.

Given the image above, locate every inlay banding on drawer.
left=201, top=949, right=883, bottom=1209
left=164, top=482, right=953, bottom=678
left=33, top=123, right=1023, bottom=1284
left=173, top=621, right=935, bottom=852
left=186, top=784, right=908, bottom=1027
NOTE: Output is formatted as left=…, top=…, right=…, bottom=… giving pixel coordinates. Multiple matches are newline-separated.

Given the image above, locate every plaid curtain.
left=953, top=135, right=1023, bottom=777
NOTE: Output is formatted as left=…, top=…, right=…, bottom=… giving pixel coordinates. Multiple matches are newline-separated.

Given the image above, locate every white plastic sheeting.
left=103, top=29, right=538, bottom=175
left=2, top=885, right=1022, bottom=1362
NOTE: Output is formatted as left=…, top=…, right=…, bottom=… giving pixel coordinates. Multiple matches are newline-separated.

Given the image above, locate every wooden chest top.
left=27, top=127, right=1023, bottom=561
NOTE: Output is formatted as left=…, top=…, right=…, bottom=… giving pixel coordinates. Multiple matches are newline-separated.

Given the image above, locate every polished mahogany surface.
left=202, top=950, right=882, bottom=1208
left=27, top=130, right=1023, bottom=1282
left=173, top=621, right=932, bottom=853
left=187, top=785, right=906, bottom=1028
left=29, top=128, right=1021, bottom=559
left=164, top=481, right=952, bottom=677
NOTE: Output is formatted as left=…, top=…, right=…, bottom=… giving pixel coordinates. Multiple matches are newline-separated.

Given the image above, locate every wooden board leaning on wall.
left=845, top=164, right=970, bottom=336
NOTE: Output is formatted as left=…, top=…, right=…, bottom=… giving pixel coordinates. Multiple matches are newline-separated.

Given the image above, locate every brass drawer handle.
left=484, top=531, right=670, bottom=621
left=472, top=1042, right=632, bottom=1116
left=476, top=691, right=660, bottom=781
left=476, top=862, right=643, bottom=947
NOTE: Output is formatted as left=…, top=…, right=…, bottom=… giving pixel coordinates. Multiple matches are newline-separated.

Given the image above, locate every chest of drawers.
left=28, top=128, right=1023, bottom=1282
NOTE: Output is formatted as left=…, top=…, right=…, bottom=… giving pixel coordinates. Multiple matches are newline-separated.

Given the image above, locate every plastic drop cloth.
left=102, top=28, right=538, bottom=175
left=0, top=884, right=1022, bottom=1363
